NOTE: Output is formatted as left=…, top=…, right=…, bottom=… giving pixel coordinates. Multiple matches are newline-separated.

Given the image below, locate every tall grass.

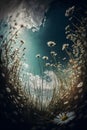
left=0, top=5, right=87, bottom=116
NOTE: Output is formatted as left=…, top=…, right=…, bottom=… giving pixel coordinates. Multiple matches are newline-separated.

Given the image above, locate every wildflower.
left=47, top=41, right=56, bottom=47
left=20, top=24, right=24, bottom=28
left=65, top=6, right=75, bottom=17
left=77, top=82, right=83, bottom=88
left=20, top=40, right=24, bottom=44
left=42, top=56, right=48, bottom=60
left=62, top=44, right=69, bottom=50
left=50, top=51, right=57, bottom=57
left=77, top=66, right=81, bottom=70
left=53, top=112, right=75, bottom=125
left=66, top=34, right=73, bottom=40
left=36, top=54, right=41, bottom=58
left=45, top=63, right=50, bottom=66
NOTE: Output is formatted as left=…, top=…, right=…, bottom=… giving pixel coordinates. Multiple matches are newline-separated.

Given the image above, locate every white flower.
left=47, top=41, right=56, bottom=47
left=65, top=6, right=75, bottom=17
left=45, top=63, right=50, bottom=66
left=77, top=82, right=83, bottom=88
left=62, top=44, right=69, bottom=50
left=50, top=51, right=57, bottom=57
left=36, top=54, right=41, bottom=58
left=53, top=112, right=75, bottom=125
left=42, top=56, right=48, bottom=60
left=66, top=34, right=73, bottom=40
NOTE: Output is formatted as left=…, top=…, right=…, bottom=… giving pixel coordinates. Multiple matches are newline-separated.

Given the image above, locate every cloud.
left=0, top=0, right=54, bottom=30
left=20, top=70, right=59, bottom=102
left=28, top=71, right=58, bottom=90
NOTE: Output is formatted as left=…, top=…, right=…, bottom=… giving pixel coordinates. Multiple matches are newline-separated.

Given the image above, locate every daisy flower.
left=62, top=44, right=69, bottom=51
left=45, top=63, right=50, bottom=66
left=42, top=56, right=48, bottom=60
left=36, top=54, right=41, bottom=58
left=50, top=51, right=57, bottom=57
left=47, top=41, right=56, bottom=47
left=53, top=112, right=75, bottom=125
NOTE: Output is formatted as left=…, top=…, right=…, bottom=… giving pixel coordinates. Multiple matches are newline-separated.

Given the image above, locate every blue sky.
left=1, top=0, right=86, bottom=75
left=21, top=3, right=69, bottom=75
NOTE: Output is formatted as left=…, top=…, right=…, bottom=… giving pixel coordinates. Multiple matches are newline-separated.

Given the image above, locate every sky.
left=21, top=3, right=69, bottom=75
left=0, top=0, right=69, bottom=74
left=0, top=0, right=87, bottom=100
left=0, top=0, right=87, bottom=75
